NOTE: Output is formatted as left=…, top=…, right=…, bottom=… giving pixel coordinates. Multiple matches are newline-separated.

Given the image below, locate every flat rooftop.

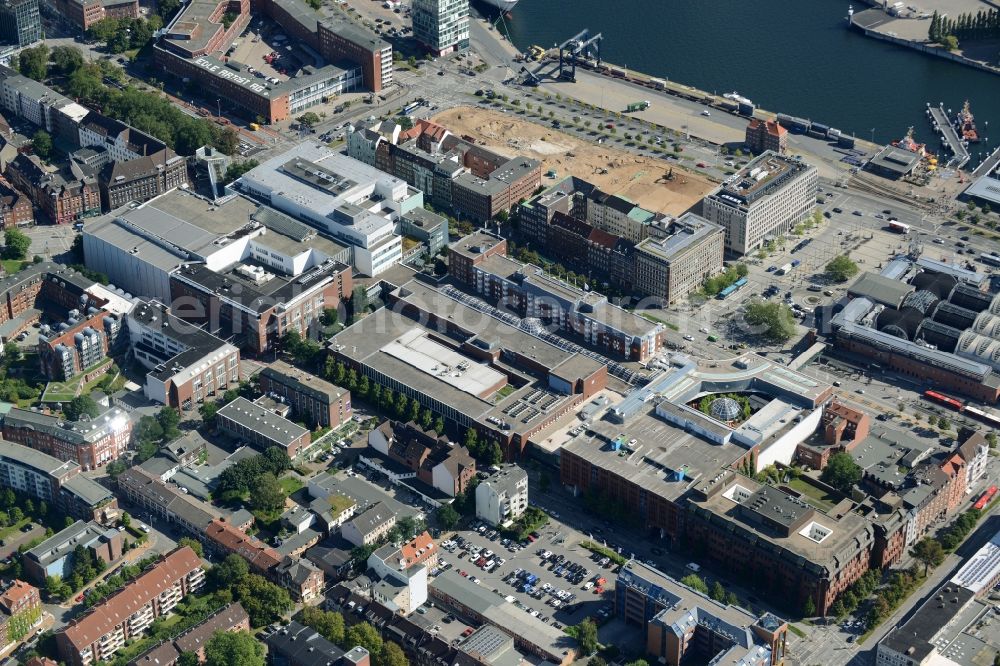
left=868, top=145, right=922, bottom=175
left=714, top=151, right=810, bottom=205
left=562, top=402, right=746, bottom=502
left=217, top=397, right=308, bottom=447
left=330, top=280, right=585, bottom=437
left=381, top=328, right=507, bottom=399
left=635, top=212, right=723, bottom=261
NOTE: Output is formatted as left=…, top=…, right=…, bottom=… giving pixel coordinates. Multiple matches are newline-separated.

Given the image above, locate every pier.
left=927, top=104, right=970, bottom=169
left=971, top=145, right=1000, bottom=179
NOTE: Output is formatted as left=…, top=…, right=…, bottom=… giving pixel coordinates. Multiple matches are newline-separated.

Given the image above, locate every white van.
left=685, top=562, right=701, bottom=573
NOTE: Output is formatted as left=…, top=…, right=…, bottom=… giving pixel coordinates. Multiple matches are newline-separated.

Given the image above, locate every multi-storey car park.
left=152, top=0, right=389, bottom=123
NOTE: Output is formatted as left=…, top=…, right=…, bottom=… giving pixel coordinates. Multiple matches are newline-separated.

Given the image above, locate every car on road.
left=683, top=335, right=694, bottom=341
left=696, top=162, right=707, bottom=168
left=852, top=210, right=863, bottom=216
left=700, top=110, right=711, bottom=116
left=933, top=238, right=945, bottom=244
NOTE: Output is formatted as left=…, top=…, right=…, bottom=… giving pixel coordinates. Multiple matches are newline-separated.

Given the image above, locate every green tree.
left=200, top=401, right=220, bottom=427
left=710, top=581, right=726, bottom=602
left=15, top=44, right=48, bottom=80
left=987, top=431, right=997, bottom=449
left=3, top=229, right=31, bottom=260
left=486, top=441, right=503, bottom=466
left=321, top=307, right=339, bottom=327
left=943, top=34, right=959, bottom=50
left=156, top=407, right=181, bottom=440
left=31, top=130, right=53, bottom=160
left=3, top=342, right=20, bottom=362
left=825, top=255, right=860, bottom=283
left=437, top=503, right=460, bottom=529
left=821, top=452, right=862, bottom=494
left=51, top=46, right=85, bottom=77
left=802, top=596, right=816, bottom=618
left=743, top=300, right=797, bottom=343
left=910, top=537, right=945, bottom=575
left=233, top=574, right=292, bottom=627
left=380, top=641, right=409, bottom=666
left=680, top=574, right=709, bottom=594
left=178, top=537, right=203, bottom=558
left=203, top=630, right=265, bottom=666
left=177, top=654, right=200, bottom=666
left=299, top=606, right=345, bottom=644
left=433, top=416, right=445, bottom=435
left=250, top=473, right=286, bottom=513
left=158, top=0, right=181, bottom=18
left=575, top=618, right=599, bottom=656
left=938, top=417, right=951, bottom=431
left=212, top=554, right=249, bottom=589
left=64, top=395, right=100, bottom=422
left=297, top=112, right=321, bottom=127
left=345, top=622, right=383, bottom=658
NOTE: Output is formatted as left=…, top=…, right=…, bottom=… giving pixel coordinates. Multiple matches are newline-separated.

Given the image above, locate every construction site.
left=431, top=106, right=715, bottom=216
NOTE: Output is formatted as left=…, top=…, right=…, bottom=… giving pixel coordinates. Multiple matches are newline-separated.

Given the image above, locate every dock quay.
left=971, top=146, right=1000, bottom=179
left=927, top=103, right=970, bottom=168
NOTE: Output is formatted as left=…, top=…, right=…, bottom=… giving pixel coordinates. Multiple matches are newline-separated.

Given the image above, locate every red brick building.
left=215, top=397, right=312, bottom=459
left=258, top=360, right=351, bottom=430
left=53, top=0, right=139, bottom=31
left=0, top=176, right=32, bottom=228
left=3, top=406, right=132, bottom=470
left=5, top=154, right=100, bottom=225
left=204, top=519, right=324, bottom=603
left=746, top=119, right=788, bottom=154
left=55, top=548, right=206, bottom=666
left=0, top=580, right=41, bottom=647
left=447, top=231, right=508, bottom=285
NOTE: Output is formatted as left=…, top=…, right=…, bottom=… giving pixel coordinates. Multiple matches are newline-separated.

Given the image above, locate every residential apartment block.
left=702, top=151, right=818, bottom=256
left=0, top=440, right=117, bottom=520
left=6, top=153, right=100, bottom=225
left=55, top=547, right=205, bottom=666
left=203, top=519, right=324, bottom=603
left=449, top=231, right=666, bottom=361
left=475, top=465, right=528, bottom=527
left=366, top=531, right=437, bottom=615
left=259, top=360, right=352, bottom=429
left=0, top=580, right=42, bottom=648
left=0, top=176, right=32, bottom=228
left=128, top=602, right=249, bottom=666
left=366, top=420, right=475, bottom=497
left=37, top=306, right=122, bottom=381
left=2, top=406, right=131, bottom=470
left=342, top=502, right=396, bottom=547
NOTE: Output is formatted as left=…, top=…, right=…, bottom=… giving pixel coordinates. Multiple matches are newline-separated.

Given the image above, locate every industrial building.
left=702, top=151, right=818, bottom=256
left=830, top=256, right=1000, bottom=402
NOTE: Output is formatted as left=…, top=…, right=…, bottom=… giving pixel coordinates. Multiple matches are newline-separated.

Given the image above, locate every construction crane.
left=557, top=29, right=602, bottom=82
left=519, top=66, right=541, bottom=87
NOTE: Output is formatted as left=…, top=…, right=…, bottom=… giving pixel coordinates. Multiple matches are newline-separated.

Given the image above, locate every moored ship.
left=480, top=0, right=519, bottom=13
left=956, top=100, right=980, bottom=143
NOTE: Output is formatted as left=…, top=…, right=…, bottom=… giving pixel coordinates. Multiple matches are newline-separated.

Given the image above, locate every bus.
left=707, top=334, right=718, bottom=342
left=887, top=220, right=910, bottom=234
left=402, top=101, right=422, bottom=116
left=717, top=277, right=749, bottom=300
left=980, top=253, right=1000, bottom=267
left=974, top=485, right=997, bottom=511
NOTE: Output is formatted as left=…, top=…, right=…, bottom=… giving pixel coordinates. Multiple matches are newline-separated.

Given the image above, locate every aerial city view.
left=0, top=0, right=998, bottom=664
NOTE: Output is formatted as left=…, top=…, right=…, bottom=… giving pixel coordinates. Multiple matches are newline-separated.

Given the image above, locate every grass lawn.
left=1, top=259, right=26, bottom=275
left=279, top=476, right=304, bottom=495
left=40, top=377, right=82, bottom=403
left=0, top=517, right=31, bottom=541
left=787, top=477, right=838, bottom=512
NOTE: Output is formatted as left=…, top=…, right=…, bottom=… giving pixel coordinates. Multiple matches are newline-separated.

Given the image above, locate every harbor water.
left=499, top=0, right=1000, bottom=159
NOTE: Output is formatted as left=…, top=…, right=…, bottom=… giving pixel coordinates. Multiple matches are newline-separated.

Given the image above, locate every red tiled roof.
left=400, top=531, right=436, bottom=567
left=0, top=580, right=39, bottom=613
left=205, top=519, right=282, bottom=572
left=59, top=547, right=202, bottom=651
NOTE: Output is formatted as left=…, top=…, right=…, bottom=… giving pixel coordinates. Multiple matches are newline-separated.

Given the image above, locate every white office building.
left=412, top=0, right=469, bottom=56
left=234, top=143, right=422, bottom=276
left=702, top=151, right=818, bottom=256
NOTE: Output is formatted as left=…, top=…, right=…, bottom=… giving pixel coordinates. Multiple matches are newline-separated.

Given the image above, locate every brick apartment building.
left=258, top=360, right=351, bottom=429
left=128, top=602, right=250, bottom=666
left=2, top=406, right=132, bottom=470
left=37, top=309, right=121, bottom=381
left=796, top=399, right=872, bottom=470
left=745, top=118, right=788, bottom=154
left=366, top=420, right=476, bottom=497
left=0, top=580, right=41, bottom=647
left=0, top=175, right=32, bottom=228
left=55, top=548, right=205, bottom=666
left=99, top=152, right=189, bottom=210
left=52, top=0, right=138, bottom=31
left=203, top=519, right=324, bottom=603
left=317, top=18, right=392, bottom=92
left=5, top=153, right=100, bottom=225
left=215, top=397, right=312, bottom=459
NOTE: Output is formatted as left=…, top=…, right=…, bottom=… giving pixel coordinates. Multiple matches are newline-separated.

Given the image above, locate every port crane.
left=557, top=29, right=602, bottom=82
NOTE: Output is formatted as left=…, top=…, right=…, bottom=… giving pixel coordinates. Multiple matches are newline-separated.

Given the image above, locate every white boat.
left=480, top=0, right=519, bottom=12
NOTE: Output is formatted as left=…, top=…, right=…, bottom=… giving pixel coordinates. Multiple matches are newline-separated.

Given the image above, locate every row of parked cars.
left=538, top=550, right=591, bottom=586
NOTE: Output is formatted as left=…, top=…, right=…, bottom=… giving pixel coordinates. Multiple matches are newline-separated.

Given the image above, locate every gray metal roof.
left=848, top=272, right=915, bottom=308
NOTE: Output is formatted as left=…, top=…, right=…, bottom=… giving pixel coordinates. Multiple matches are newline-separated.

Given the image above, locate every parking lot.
left=427, top=518, right=646, bottom=658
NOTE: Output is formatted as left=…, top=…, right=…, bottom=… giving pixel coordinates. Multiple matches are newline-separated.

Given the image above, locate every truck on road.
left=776, top=263, right=794, bottom=276
left=624, top=101, right=650, bottom=112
